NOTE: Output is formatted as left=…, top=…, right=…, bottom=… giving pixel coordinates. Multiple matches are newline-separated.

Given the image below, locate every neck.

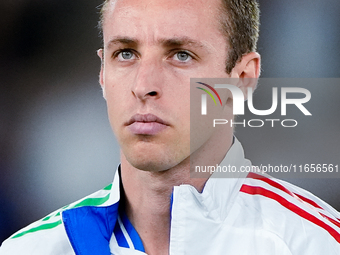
left=120, top=156, right=208, bottom=255
left=120, top=127, right=233, bottom=255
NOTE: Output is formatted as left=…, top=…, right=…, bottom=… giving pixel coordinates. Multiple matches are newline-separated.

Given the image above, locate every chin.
left=125, top=147, right=188, bottom=172
left=126, top=156, right=170, bottom=172
left=131, top=161, right=169, bottom=172
left=120, top=135, right=190, bottom=171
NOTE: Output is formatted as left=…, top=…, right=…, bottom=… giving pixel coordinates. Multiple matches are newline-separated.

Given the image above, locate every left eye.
left=174, top=52, right=192, bottom=62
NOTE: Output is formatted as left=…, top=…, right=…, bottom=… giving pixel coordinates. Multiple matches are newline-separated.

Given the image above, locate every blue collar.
left=63, top=202, right=119, bottom=255
left=62, top=167, right=145, bottom=254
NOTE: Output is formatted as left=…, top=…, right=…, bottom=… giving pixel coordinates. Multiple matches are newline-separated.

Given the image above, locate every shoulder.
left=237, top=172, right=340, bottom=253
left=0, top=183, right=113, bottom=255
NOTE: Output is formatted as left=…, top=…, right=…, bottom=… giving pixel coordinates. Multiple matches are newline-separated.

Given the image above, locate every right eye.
left=115, top=49, right=137, bottom=61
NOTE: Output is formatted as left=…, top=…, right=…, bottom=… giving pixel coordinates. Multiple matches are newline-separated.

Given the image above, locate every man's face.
left=100, top=0, right=231, bottom=171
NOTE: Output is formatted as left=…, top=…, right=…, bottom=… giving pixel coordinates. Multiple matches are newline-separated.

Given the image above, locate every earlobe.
left=231, top=52, right=261, bottom=98
left=97, top=48, right=103, bottom=59
left=97, top=49, right=106, bottom=99
left=97, top=49, right=104, bottom=87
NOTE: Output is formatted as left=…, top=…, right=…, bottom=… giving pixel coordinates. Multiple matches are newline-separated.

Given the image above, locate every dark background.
left=1, top=0, right=339, bottom=243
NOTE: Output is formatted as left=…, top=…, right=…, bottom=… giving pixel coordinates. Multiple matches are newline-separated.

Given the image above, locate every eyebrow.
left=159, top=36, right=206, bottom=49
left=106, top=37, right=139, bottom=49
left=105, top=36, right=207, bottom=50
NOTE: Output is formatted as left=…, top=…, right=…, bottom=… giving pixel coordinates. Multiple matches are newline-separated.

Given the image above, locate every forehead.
left=102, top=0, right=224, bottom=45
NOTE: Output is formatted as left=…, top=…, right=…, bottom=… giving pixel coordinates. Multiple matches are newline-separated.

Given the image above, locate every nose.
left=132, top=58, right=163, bottom=101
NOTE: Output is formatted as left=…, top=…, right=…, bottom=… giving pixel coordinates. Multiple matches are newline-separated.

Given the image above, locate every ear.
left=230, top=52, right=261, bottom=98
left=97, top=49, right=106, bottom=99
left=231, top=52, right=261, bottom=79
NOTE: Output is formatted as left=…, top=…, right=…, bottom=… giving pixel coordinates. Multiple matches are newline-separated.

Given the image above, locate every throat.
left=119, top=156, right=210, bottom=255
left=121, top=172, right=173, bottom=255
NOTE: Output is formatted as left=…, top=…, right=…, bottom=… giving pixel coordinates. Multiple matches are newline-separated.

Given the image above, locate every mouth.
left=126, top=113, right=170, bottom=135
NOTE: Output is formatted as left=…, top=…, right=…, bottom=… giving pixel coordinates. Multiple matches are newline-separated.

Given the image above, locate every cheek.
left=190, top=104, right=221, bottom=154
left=103, top=67, right=119, bottom=91
left=103, top=60, right=136, bottom=88
left=103, top=66, right=134, bottom=106
left=103, top=79, right=130, bottom=135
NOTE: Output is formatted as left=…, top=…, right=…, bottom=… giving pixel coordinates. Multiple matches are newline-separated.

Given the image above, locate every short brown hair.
left=99, top=0, right=260, bottom=74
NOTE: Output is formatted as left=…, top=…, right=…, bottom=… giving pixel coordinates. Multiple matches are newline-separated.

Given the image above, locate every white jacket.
left=1, top=138, right=340, bottom=254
